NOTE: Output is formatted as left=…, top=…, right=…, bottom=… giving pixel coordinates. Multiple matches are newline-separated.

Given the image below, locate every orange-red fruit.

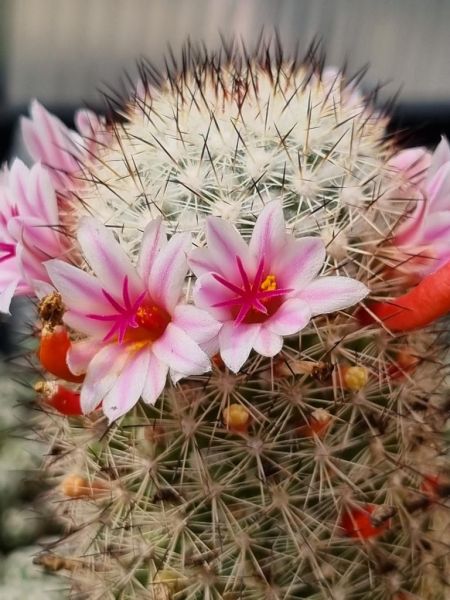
left=296, top=409, right=332, bottom=438
left=362, top=259, right=450, bottom=331
left=38, top=382, right=82, bottom=416
left=340, top=504, right=392, bottom=540
left=38, top=325, right=84, bottom=383
left=420, top=475, right=443, bottom=501
left=60, top=474, right=108, bottom=498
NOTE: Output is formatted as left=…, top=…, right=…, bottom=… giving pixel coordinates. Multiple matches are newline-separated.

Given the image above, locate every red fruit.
left=361, top=259, right=450, bottom=332
left=340, top=504, right=392, bottom=540
left=38, top=325, right=84, bottom=383
left=421, top=474, right=440, bottom=499
left=37, top=382, right=82, bottom=416
left=296, top=409, right=331, bottom=438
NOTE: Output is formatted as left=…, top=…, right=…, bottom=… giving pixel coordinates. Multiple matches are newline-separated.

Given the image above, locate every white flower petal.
left=298, top=276, right=369, bottom=316
left=152, top=323, right=211, bottom=376
left=80, top=344, right=129, bottom=414
left=172, top=304, right=221, bottom=345
left=137, top=217, right=167, bottom=282
left=218, top=321, right=260, bottom=373
left=77, top=217, right=142, bottom=297
left=266, top=298, right=311, bottom=335
left=148, top=232, right=190, bottom=312
left=141, top=351, right=168, bottom=405
left=253, top=327, right=283, bottom=357
left=102, top=348, right=150, bottom=422
left=249, top=200, right=286, bottom=264
left=272, top=237, right=326, bottom=290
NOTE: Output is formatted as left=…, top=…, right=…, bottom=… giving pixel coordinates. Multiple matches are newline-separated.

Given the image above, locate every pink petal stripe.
left=297, top=276, right=369, bottom=316
left=102, top=348, right=150, bottom=422
left=427, top=162, right=450, bottom=213
left=193, top=273, right=235, bottom=320
left=253, top=327, right=283, bottom=357
left=141, top=351, right=169, bottom=405
left=428, top=136, right=450, bottom=179
left=204, top=216, right=253, bottom=279
left=80, top=344, right=129, bottom=414
left=152, top=322, right=211, bottom=377
left=67, top=339, right=103, bottom=375
left=45, top=259, right=107, bottom=313
left=218, top=321, right=260, bottom=373
left=265, top=298, right=311, bottom=336
left=137, top=217, right=167, bottom=283
left=249, top=200, right=286, bottom=264
left=272, top=236, right=326, bottom=290
left=388, top=147, right=431, bottom=183
left=148, top=232, right=190, bottom=312
left=77, top=217, right=142, bottom=298
left=422, top=211, right=450, bottom=246
left=63, top=309, right=112, bottom=338
left=172, top=304, right=221, bottom=345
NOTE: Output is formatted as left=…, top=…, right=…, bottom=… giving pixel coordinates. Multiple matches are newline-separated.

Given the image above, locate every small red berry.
left=38, top=325, right=84, bottom=383
left=36, top=381, right=82, bottom=416
left=340, top=504, right=393, bottom=540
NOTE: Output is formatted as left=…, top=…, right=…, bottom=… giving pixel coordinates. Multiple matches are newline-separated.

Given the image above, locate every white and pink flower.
left=189, top=201, right=369, bottom=373
left=390, top=137, right=450, bottom=278
left=21, top=100, right=108, bottom=191
left=0, top=160, right=68, bottom=313
left=45, top=217, right=219, bottom=422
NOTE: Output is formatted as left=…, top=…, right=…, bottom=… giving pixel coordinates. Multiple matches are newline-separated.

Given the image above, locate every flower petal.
left=77, top=217, right=142, bottom=298
left=137, top=217, right=167, bottom=282
left=192, top=273, right=234, bottom=320
left=67, top=339, right=104, bottom=375
left=218, top=321, right=260, bottom=373
left=45, top=259, right=107, bottom=313
left=152, top=323, right=211, bottom=377
left=102, top=348, right=150, bottom=422
left=272, top=237, right=326, bottom=290
left=191, top=216, right=251, bottom=280
left=80, top=344, right=129, bottom=414
left=148, top=232, right=190, bottom=312
left=249, top=200, right=286, bottom=264
left=265, top=298, right=311, bottom=335
left=253, top=327, right=283, bottom=357
left=428, top=136, right=450, bottom=179
left=298, top=276, right=369, bottom=316
left=0, top=275, right=20, bottom=314
left=172, top=304, right=221, bottom=345
left=141, top=351, right=169, bottom=405
left=388, top=147, right=431, bottom=183
left=427, top=162, right=450, bottom=213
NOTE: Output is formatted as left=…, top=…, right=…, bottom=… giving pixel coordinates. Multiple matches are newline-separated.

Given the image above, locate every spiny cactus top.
left=1, top=42, right=449, bottom=599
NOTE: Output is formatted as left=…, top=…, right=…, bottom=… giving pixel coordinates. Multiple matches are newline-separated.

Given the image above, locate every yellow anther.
left=343, top=366, right=369, bottom=391
left=260, top=274, right=277, bottom=292
left=223, top=403, right=251, bottom=432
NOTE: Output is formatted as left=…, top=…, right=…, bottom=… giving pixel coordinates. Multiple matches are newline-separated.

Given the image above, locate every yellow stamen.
left=260, top=274, right=277, bottom=292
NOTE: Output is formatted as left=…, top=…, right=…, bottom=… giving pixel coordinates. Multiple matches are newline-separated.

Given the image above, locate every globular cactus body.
left=4, top=42, right=450, bottom=599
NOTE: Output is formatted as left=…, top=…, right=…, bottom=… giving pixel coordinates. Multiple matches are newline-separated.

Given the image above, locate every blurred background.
left=1, top=0, right=450, bottom=596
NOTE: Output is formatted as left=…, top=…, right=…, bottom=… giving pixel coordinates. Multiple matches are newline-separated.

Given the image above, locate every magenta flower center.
left=86, top=276, right=170, bottom=344
left=0, top=242, right=15, bottom=264
left=212, top=256, right=292, bottom=325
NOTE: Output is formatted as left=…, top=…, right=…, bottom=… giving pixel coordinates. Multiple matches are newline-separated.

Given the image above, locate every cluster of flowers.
left=1, top=101, right=450, bottom=423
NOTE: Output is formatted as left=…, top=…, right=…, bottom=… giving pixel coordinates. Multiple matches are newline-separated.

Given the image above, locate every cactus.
left=3, top=41, right=450, bottom=599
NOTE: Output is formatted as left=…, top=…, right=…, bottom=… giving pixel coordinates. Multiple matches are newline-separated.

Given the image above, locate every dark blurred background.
left=0, top=0, right=450, bottom=594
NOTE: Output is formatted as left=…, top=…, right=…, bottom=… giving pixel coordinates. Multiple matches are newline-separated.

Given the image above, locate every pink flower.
left=45, top=217, right=219, bottom=422
left=21, top=100, right=108, bottom=191
left=0, top=160, right=67, bottom=313
left=189, top=201, right=369, bottom=373
left=391, top=138, right=450, bottom=277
